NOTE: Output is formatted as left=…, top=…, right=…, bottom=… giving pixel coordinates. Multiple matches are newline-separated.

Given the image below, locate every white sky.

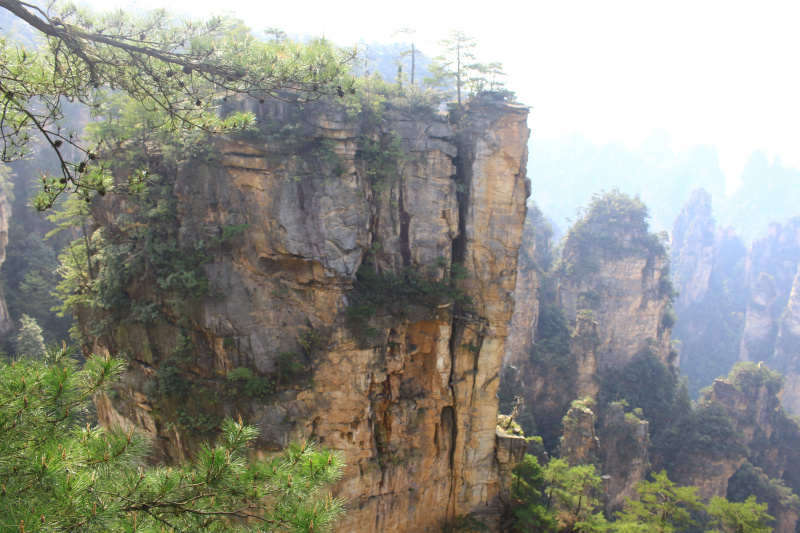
left=84, top=0, right=800, bottom=192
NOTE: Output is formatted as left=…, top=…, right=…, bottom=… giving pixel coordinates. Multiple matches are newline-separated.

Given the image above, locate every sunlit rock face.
left=558, top=240, right=673, bottom=372
left=85, top=96, right=531, bottom=532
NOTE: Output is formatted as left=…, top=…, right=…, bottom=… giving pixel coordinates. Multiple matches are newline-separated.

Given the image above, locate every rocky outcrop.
left=671, top=188, right=715, bottom=309
left=706, top=365, right=800, bottom=532
left=85, top=96, right=531, bottom=532
left=559, top=237, right=672, bottom=371
left=560, top=399, right=599, bottom=467
left=598, top=403, right=648, bottom=512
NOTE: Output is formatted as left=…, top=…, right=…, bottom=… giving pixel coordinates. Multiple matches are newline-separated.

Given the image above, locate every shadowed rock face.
left=84, top=97, right=530, bottom=532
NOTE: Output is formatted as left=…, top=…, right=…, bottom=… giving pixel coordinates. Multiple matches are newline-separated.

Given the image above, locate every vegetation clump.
left=346, top=258, right=470, bottom=336
left=559, top=189, right=667, bottom=279
left=0, top=346, right=345, bottom=532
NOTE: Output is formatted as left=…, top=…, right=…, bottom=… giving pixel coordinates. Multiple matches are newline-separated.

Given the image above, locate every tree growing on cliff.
left=0, top=346, right=346, bottom=532
left=0, top=0, right=355, bottom=209
left=612, top=470, right=703, bottom=533
left=706, top=496, right=773, bottom=533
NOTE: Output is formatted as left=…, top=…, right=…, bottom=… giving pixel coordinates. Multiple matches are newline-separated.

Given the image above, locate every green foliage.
left=0, top=227, right=73, bottom=345
left=727, top=461, right=800, bottom=525
left=226, top=367, right=275, bottom=400
left=276, top=352, right=306, bottom=385
left=299, top=329, right=325, bottom=351
left=668, top=401, right=747, bottom=461
left=355, top=130, right=405, bottom=195
left=0, top=347, right=346, bottom=532
left=613, top=470, right=704, bottom=533
left=509, top=454, right=557, bottom=532
left=0, top=1, right=355, bottom=208
left=561, top=189, right=666, bottom=280
left=598, top=350, right=689, bottom=449
left=542, top=459, right=608, bottom=532
left=706, top=495, right=773, bottom=533
left=530, top=281, right=572, bottom=367
left=152, top=359, right=190, bottom=399
left=54, top=171, right=215, bottom=341
left=14, top=314, right=45, bottom=359
left=661, top=305, right=677, bottom=330
left=724, top=362, right=785, bottom=397
left=346, top=260, right=470, bottom=337
left=441, top=513, right=490, bottom=533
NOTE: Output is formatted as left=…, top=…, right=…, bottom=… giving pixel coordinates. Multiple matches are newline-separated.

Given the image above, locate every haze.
left=86, top=0, right=800, bottom=193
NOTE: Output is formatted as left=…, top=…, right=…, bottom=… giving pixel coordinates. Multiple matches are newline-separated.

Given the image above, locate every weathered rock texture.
left=671, top=188, right=715, bottom=310
left=597, top=403, right=648, bottom=512
left=560, top=400, right=599, bottom=467
left=559, top=257, right=672, bottom=372
left=776, top=265, right=800, bottom=413
left=738, top=217, right=800, bottom=414
left=0, top=180, right=12, bottom=338
left=85, top=96, right=530, bottom=532
left=668, top=191, right=748, bottom=397
left=706, top=367, right=800, bottom=532
left=504, top=207, right=549, bottom=368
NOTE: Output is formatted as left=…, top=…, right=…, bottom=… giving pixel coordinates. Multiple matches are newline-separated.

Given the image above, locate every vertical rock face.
left=738, top=217, right=800, bottom=414
left=598, top=403, right=648, bottom=512
left=86, top=97, right=531, bottom=532
left=558, top=240, right=672, bottom=371
left=671, top=188, right=715, bottom=309
left=668, top=189, right=748, bottom=396
left=740, top=273, right=779, bottom=363
left=706, top=366, right=800, bottom=532
left=0, top=179, right=12, bottom=338
left=504, top=215, right=541, bottom=368
left=776, top=266, right=800, bottom=413
left=559, top=400, right=599, bottom=467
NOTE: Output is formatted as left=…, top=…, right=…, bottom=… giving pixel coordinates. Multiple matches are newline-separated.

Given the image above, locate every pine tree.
left=15, top=313, right=45, bottom=359
left=0, top=346, right=346, bottom=532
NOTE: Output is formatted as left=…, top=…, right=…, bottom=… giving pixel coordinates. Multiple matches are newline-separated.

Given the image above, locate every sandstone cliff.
left=557, top=194, right=673, bottom=371
left=597, top=403, right=648, bottom=512
left=706, top=365, right=800, bottom=532
left=81, top=95, right=530, bottom=532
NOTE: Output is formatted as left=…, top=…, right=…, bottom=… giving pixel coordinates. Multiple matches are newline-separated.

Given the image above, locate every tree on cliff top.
left=0, top=346, right=346, bottom=532
left=0, top=0, right=355, bottom=209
